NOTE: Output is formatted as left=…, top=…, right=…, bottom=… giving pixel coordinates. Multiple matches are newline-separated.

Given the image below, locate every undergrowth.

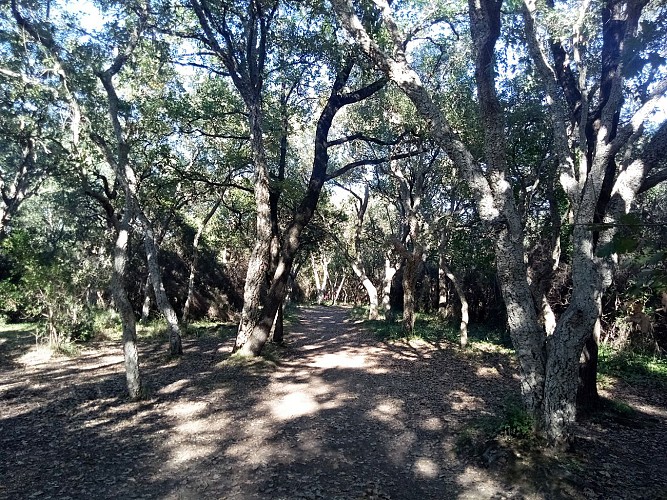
left=456, top=397, right=537, bottom=459
left=353, top=307, right=513, bottom=350
left=598, top=344, right=667, bottom=386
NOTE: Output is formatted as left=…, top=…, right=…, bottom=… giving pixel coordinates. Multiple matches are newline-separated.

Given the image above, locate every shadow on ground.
left=0, top=306, right=665, bottom=499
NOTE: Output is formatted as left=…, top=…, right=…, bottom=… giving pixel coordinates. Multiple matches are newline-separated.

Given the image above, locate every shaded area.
left=0, top=307, right=666, bottom=499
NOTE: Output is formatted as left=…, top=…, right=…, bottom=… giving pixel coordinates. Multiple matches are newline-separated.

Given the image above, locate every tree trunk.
left=234, top=99, right=276, bottom=355
left=442, top=262, right=469, bottom=347
left=233, top=61, right=386, bottom=355
left=139, top=215, right=183, bottom=356
left=311, top=253, right=330, bottom=304
left=402, top=255, right=417, bottom=335
left=270, top=302, right=284, bottom=344
left=111, top=212, right=142, bottom=400
left=383, top=255, right=398, bottom=322
left=577, top=318, right=600, bottom=412
left=140, top=276, right=152, bottom=322
left=352, top=262, right=379, bottom=319
left=333, top=274, right=346, bottom=305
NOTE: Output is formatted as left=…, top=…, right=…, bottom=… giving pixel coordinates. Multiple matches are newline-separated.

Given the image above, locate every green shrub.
left=598, top=344, right=667, bottom=385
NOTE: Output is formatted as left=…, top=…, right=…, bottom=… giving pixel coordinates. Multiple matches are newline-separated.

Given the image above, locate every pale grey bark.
left=311, top=252, right=331, bottom=304
left=346, top=185, right=380, bottom=319
left=112, top=207, right=142, bottom=400
left=441, top=260, right=469, bottom=347
left=332, top=0, right=546, bottom=428
left=140, top=277, right=152, bottom=323
left=138, top=212, right=183, bottom=355
left=521, top=0, right=664, bottom=444
left=352, top=262, right=380, bottom=320
left=333, top=274, right=346, bottom=305
left=383, top=254, right=399, bottom=321
left=11, top=1, right=148, bottom=395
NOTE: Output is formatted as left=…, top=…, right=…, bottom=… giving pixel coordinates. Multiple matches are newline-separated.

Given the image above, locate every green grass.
left=366, top=315, right=459, bottom=343
left=184, top=320, right=237, bottom=339
left=456, top=397, right=537, bottom=456
left=354, top=309, right=512, bottom=351
left=598, top=344, right=667, bottom=386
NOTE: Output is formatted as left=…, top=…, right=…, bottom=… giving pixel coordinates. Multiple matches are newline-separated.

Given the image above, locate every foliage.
left=456, top=397, right=536, bottom=458
left=598, top=344, right=667, bottom=387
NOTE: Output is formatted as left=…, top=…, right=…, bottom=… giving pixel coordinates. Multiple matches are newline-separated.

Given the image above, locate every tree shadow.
left=1, top=306, right=665, bottom=499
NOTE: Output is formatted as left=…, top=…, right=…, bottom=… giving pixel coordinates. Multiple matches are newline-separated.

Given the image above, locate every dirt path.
left=1, top=306, right=666, bottom=499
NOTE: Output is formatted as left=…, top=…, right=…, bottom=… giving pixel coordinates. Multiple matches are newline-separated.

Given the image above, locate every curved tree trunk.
left=138, top=213, right=183, bottom=356
left=442, top=262, right=469, bottom=347
left=352, top=262, right=379, bottom=320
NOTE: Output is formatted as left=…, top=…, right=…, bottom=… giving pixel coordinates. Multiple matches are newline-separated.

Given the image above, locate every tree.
left=332, top=0, right=667, bottom=445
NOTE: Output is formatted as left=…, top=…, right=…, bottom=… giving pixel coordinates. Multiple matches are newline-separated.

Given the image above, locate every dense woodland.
left=1, top=0, right=666, bottom=453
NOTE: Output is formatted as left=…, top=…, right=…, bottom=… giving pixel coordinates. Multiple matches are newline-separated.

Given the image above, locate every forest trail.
left=1, top=306, right=666, bottom=499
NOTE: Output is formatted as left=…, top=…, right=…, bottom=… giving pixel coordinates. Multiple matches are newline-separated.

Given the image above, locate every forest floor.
left=1, top=306, right=666, bottom=500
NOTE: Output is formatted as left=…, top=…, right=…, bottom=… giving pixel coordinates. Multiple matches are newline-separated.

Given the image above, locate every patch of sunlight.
left=158, top=378, right=191, bottom=395
left=177, top=416, right=229, bottom=435
left=270, top=391, right=319, bottom=420
left=18, top=346, right=53, bottom=365
left=169, top=400, right=208, bottom=418
left=419, top=417, right=443, bottom=431
left=456, top=465, right=505, bottom=499
left=368, top=399, right=405, bottom=429
left=475, top=366, right=500, bottom=378
left=413, top=457, right=439, bottom=478
left=309, top=352, right=367, bottom=369
left=171, top=445, right=216, bottom=465
left=449, top=390, right=484, bottom=411
left=82, top=417, right=112, bottom=429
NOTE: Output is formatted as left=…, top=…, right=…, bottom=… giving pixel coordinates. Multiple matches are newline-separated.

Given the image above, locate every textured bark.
left=111, top=209, right=142, bottom=399
left=332, top=0, right=546, bottom=424
left=402, top=255, right=418, bottom=334
left=382, top=255, right=399, bottom=322
left=139, top=214, right=183, bottom=356
left=234, top=62, right=387, bottom=354
left=234, top=100, right=274, bottom=355
left=442, top=262, right=469, bottom=347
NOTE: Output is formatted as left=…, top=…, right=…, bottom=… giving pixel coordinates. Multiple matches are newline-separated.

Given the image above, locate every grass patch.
left=456, top=397, right=537, bottom=460
left=365, top=315, right=459, bottom=343
left=357, top=311, right=512, bottom=352
left=185, top=321, right=237, bottom=339
left=598, top=344, right=667, bottom=386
